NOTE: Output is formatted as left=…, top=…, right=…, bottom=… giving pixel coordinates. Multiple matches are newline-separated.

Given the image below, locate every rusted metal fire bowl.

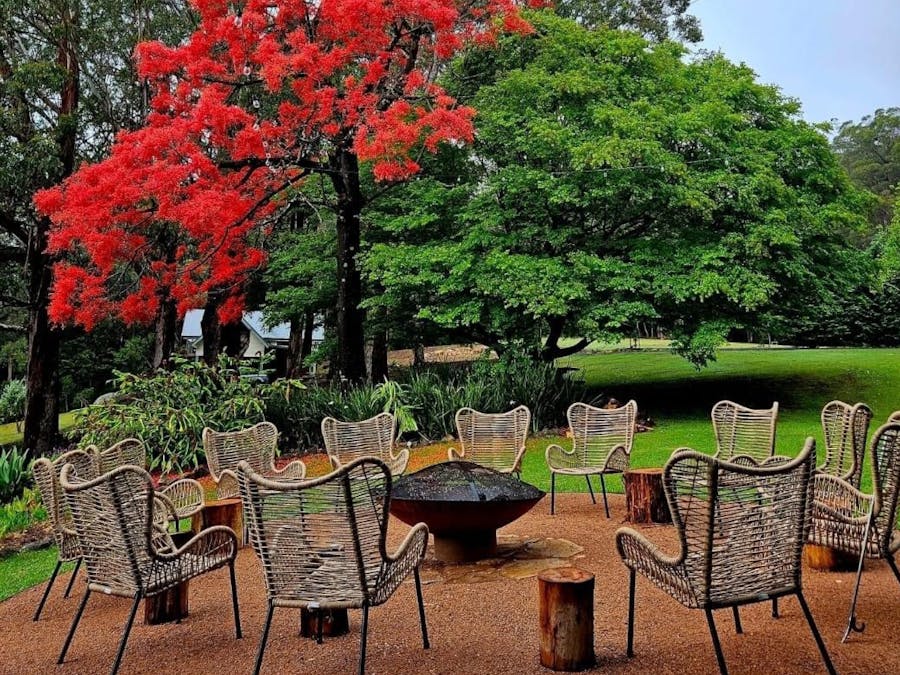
left=390, top=461, right=545, bottom=563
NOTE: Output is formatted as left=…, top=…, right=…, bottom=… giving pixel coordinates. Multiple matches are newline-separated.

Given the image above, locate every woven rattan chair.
left=616, top=439, right=835, bottom=675
left=57, top=463, right=241, bottom=675
left=202, top=421, right=306, bottom=498
left=237, top=457, right=429, bottom=675
left=889, top=411, right=900, bottom=424
left=93, top=438, right=205, bottom=525
left=321, top=413, right=409, bottom=476
left=819, top=401, right=872, bottom=487
left=712, top=400, right=778, bottom=462
left=809, top=421, right=900, bottom=642
left=448, top=405, right=531, bottom=474
left=31, top=449, right=97, bottom=621
left=546, top=400, right=638, bottom=517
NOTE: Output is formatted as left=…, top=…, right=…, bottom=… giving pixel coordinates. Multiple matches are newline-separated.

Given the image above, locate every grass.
left=0, top=410, right=79, bottom=446
left=0, top=547, right=73, bottom=602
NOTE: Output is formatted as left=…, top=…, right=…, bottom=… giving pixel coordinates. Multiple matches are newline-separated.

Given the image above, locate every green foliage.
left=0, top=445, right=30, bottom=503
left=0, top=487, right=45, bottom=538
left=367, top=13, right=871, bottom=365
left=0, top=338, right=27, bottom=379
left=0, top=380, right=26, bottom=426
left=554, top=0, right=702, bottom=43
left=73, top=357, right=292, bottom=474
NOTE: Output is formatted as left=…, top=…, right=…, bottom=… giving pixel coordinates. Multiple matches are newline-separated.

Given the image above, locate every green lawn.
left=0, top=547, right=74, bottom=602
left=0, top=410, right=79, bottom=446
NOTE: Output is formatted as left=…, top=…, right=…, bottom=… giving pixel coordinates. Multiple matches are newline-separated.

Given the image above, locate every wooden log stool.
left=538, top=567, right=596, bottom=671
left=191, top=497, right=245, bottom=548
left=300, top=607, right=350, bottom=641
left=624, top=468, right=671, bottom=524
left=802, top=544, right=858, bottom=572
left=145, top=532, right=192, bottom=625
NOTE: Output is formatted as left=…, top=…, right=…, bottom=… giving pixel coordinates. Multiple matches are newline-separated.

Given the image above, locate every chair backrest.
left=321, top=413, right=396, bottom=467
left=568, top=400, right=637, bottom=468
left=237, top=457, right=390, bottom=607
left=820, top=401, right=872, bottom=486
left=203, top=422, right=278, bottom=481
left=33, top=449, right=97, bottom=559
left=711, top=400, right=778, bottom=462
left=869, top=423, right=900, bottom=551
left=95, top=438, right=147, bottom=473
left=664, top=439, right=815, bottom=607
left=60, top=463, right=171, bottom=597
left=455, top=406, right=531, bottom=472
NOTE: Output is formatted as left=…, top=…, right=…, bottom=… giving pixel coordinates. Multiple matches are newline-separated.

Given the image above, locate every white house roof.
left=181, top=310, right=323, bottom=342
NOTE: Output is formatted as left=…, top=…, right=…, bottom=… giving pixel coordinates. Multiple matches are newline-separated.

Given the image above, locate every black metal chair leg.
left=254, top=603, right=275, bottom=675
left=704, top=608, right=728, bottom=675
left=317, top=610, right=324, bottom=644
left=34, top=559, right=62, bottom=621
left=585, top=476, right=596, bottom=504
left=58, top=589, right=91, bottom=663
left=229, top=562, right=242, bottom=638
left=797, top=593, right=837, bottom=675
left=626, top=569, right=636, bottom=657
left=414, top=567, right=430, bottom=649
left=109, top=595, right=141, bottom=675
left=550, top=473, right=556, bottom=515
left=64, top=558, right=83, bottom=599
left=358, top=605, right=370, bottom=675
left=731, top=606, right=743, bottom=634
left=599, top=474, right=610, bottom=519
left=771, top=598, right=779, bottom=618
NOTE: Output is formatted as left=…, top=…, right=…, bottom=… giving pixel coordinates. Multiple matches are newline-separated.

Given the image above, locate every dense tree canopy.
left=554, top=0, right=701, bottom=42
left=366, top=13, right=870, bottom=364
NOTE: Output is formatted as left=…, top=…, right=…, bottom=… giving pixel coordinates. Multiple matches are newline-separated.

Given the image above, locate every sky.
left=690, top=0, right=900, bottom=128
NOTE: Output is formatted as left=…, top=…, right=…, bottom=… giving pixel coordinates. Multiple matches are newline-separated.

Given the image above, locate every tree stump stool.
left=803, top=544, right=858, bottom=572
left=624, top=468, right=671, bottom=524
left=538, top=567, right=596, bottom=671
left=192, top=497, right=245, bottom=549
left=300, top=608, right=350, bottom=640
left=145, top=532, right=192, bottom=625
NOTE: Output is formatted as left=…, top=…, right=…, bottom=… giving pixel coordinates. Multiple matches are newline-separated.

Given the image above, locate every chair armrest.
left=328, top=454, right=342, bottom=472
left=545, top=443, right=574, bottom=470
left=448, top=446, right=464, bottom=461
left=511, top=444, right=527, bottom=474
left=601, top=444, right=629, bottom=472
left=153, top=525, right=238, bottom=563
left=385, top=522, right=429, bottom=565
left=160, top=478, right=205, bottom=519
left=616, top=527, right=692, bottom=603
left=216, top=470, right=240, bottom=499
left=389, top=446, right=410, bottom=475
left=813, top=474, right=873, bottom=522
left=271, top=459, right=307, bottom=481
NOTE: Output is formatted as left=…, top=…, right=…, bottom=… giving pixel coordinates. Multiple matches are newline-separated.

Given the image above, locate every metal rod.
left=109, top=595, right=142, bottom=675
left=64, top=558, right=83, bottom=598
left=704, top=607, right=728, bottom=675
left=797, top=592, right=837, bottom=675
left=414, top=567, right=430, bottom=649
left=34, top=559, right=62, bottom=621
left=58, top=589, right=91, bottom=664
left=842, top=504, right=874, bottom=642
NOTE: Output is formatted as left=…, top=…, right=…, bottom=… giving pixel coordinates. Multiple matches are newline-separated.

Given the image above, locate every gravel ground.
left=1, top=494, right=898, bottom=675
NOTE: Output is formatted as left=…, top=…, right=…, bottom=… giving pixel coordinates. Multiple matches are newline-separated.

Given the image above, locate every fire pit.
left=390, top=461, right=545, bottom=562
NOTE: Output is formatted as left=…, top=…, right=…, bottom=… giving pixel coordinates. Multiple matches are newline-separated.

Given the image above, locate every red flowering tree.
left=36, top=0, right=539, bottom=380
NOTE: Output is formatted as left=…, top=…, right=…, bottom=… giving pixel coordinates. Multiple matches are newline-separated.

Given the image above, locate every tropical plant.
left=0, top=487, right=46, bottom=538
left=0, top=381, right=26, bottom=427
left=0, top=446, right=31, bottom=503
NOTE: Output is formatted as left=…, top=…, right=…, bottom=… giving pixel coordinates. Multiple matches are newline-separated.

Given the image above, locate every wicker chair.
left=57, top=463, right=241, bottom=675
left=31, top=449, right=97, bottom=621
left=809, top=421, right=900, bottom=642
left=819, top=401, right=872, bottom=487
left=448, top=405, right=531, bottom=474
left=616, top=439, right=835, bottom=675
left=712, top=400, right=778, bottom=462
left=93, top=437, right=205, bottom=524
left=236, top=457, right=429, bottom=675
left=546, top=400, right=638, bottom=517
left=202, top=421, right=306, bottom=498
left=321, top=413, right=409, bottom=476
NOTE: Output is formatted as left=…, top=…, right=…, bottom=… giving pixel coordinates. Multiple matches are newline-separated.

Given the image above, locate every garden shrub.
left=0, top=487, right=46, bottom=538
left=0, top=380, right=26, bottom=426
left=0, top=446, right=30, bottom=503
left=74, top=357, right=303, bottom=474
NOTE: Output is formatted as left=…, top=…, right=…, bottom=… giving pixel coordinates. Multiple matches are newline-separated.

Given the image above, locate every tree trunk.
left=152, top=296, right=177, bottom=369
left=221, top=319, right=245, bottom=358
left=201, top=296, right=222, bottom=366
left=329, top=148, right=366, bottom=383
left=301, top=309, right=314, bottom=361
left=624, top=469, right=671, bottom=524
left=538, top=567, right=596, bottom=671
left=286, top=316, right=304, bottom=379
left=24, top=4, right=79, bottom=456
left=370, top=328, right=388, bottom=383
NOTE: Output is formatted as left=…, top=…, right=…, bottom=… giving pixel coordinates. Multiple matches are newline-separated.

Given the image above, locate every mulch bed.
left=0, top=521, right=52, bottom=558
left=1, top=493, right=897, bottom=674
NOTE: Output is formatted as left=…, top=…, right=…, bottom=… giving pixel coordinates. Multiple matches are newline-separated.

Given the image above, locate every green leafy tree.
left=554, top=0, right=701, bottom=42
left=832, top=108, right=900, bottom=227
left=366, top=13, right=869, bottom=364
